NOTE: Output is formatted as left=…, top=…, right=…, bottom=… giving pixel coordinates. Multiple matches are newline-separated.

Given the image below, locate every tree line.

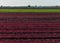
left=0, top=5, right=60, bottom=9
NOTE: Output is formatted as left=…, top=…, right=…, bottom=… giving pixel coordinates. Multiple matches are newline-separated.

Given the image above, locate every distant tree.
left=55, top=5, right=60, bottom=8
left=1, top=5, right=3, bottom=7
left=28, top=5, right=30, bottom=7
left=35, top=5, right=37, bottom=7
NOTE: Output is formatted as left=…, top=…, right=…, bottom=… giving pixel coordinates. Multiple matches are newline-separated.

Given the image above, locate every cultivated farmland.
left=0, top=12, right=60, bottom=43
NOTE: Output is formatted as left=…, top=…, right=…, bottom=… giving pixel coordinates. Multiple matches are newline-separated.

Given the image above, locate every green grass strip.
left=0, top=9, right=60, bottom=12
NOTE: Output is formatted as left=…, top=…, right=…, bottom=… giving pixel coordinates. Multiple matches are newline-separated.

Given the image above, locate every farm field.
left=0, top=12, right=60, bottom=43
left=0, top=9, right=60, bottom=12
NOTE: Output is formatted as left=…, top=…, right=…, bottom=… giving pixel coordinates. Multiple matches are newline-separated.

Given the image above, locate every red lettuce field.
left=0, top=12, right=60, bottom=43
